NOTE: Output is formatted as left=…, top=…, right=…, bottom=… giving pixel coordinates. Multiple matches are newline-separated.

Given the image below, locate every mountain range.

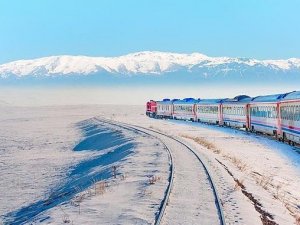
left=0, top=51, right=300, bottom=85
left=0, top=51, right=299, bottom=79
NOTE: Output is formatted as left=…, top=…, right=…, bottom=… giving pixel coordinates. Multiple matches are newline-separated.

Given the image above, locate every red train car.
left=146, top=100, right=157, bottom=118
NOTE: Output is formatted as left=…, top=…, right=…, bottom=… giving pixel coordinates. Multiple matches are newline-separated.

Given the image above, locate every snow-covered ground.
left=112, top=106, right=300, bottom=225
left=1, top=105, right=300, bottom=224
left=0, top=105, right=169, bottom=224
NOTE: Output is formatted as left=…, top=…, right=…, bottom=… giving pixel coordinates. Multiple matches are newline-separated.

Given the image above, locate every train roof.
left=197, top=98, right=227, bottom=104
left=223, top=95, right=252, bottom=104
left=156, top=99, right=172, bottom=104
left=251, top=93, right=289, bottom=103
left=282, top=91, right=300, bottom=101
left=173, top=98, right=199, bottom=104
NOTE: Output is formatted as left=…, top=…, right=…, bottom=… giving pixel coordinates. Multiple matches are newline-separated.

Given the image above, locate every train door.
left=193, top=104, right=197, bottom=121
left=219, top=104, right=224, bottom=125
left=276, top=102, right=282, bottom=139
left=246, top=104, right=250, bottom=130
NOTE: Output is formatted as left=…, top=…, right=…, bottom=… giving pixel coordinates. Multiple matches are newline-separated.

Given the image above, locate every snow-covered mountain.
left=0, top=51, right=299, bottom=78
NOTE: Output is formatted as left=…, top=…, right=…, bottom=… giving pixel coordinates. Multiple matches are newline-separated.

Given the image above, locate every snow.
left=112, top=107, right=300, bottom=225
left=152, top=133, right=219, bottom=225
left=1, top=104, right=300, bottom=224
left=0, top=51, right=299, bottom=77
left=0, top=105, right=169, bottom=224
left=163, top=122, right=300, bottom=224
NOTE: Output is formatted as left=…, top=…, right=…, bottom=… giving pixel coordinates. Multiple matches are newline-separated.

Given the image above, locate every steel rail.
left=97, top=118, right=225, bottom=225
left=94, top=118, right=174, bottom=225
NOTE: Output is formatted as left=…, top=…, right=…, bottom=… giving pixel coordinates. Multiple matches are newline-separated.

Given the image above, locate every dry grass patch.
left=149, top=175, right=161, bottom=185
left=255, top=174, right=274, bottom=191
left=252, top=172, right=300, bottom=222
left=222, top=154, right=248, bottom=172
left=296, top=215, right=300, bottom=225
left=181, top=134, right=221, bottom=154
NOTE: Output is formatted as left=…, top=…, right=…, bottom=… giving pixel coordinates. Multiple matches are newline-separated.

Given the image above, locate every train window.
left=292, top=105, right=296, bottom=121
left=264, top=107, right=267, bottom=118
left=284, top=107, right=288, bottom=120
left=285, top=107, right=288, bottom=120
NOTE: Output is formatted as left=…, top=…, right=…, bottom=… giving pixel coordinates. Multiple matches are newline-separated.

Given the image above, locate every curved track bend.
left=96, top=118, right=225, bottom=225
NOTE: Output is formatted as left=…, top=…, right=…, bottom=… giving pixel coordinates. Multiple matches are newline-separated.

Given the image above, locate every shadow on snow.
left=3, top=120, right=135, bottom=224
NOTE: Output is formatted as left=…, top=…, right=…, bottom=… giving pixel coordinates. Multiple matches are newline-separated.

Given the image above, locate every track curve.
left=96, top=118, right=225, bottom=225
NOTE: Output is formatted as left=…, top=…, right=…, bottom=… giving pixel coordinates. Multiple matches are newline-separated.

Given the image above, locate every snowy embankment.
left=0, top=105, right=299, bottom=224
left=0, top=106, right=169, bottom=224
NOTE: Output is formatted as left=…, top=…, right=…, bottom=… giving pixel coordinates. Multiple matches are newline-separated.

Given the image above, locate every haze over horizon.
left=0, top=0, right=299, bottom=106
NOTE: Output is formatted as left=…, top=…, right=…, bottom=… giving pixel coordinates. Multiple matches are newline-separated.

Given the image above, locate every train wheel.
left=282, top=133, right=287, bottom=143
left=274, top=131, right=278, bottom=140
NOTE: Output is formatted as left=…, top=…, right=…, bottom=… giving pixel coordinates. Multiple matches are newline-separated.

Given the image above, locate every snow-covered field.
left=0, top=105, right=300, bottom=224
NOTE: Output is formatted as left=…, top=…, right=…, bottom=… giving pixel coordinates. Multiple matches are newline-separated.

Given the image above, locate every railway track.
left=96, top=118, right=225, bottom=225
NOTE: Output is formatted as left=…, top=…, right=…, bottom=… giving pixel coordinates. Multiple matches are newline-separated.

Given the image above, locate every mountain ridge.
left=0, top=51, right=300, bottom=78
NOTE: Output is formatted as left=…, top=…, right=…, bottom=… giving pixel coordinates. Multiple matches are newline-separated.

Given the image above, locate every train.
left=146, top=91, right=300, bottom=146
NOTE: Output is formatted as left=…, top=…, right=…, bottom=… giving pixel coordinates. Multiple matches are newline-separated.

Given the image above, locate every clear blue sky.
left=0, top=0, right=299, bottom=63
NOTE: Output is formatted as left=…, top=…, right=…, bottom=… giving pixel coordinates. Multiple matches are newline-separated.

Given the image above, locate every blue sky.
left=0, top=0, right=299, bottom=64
